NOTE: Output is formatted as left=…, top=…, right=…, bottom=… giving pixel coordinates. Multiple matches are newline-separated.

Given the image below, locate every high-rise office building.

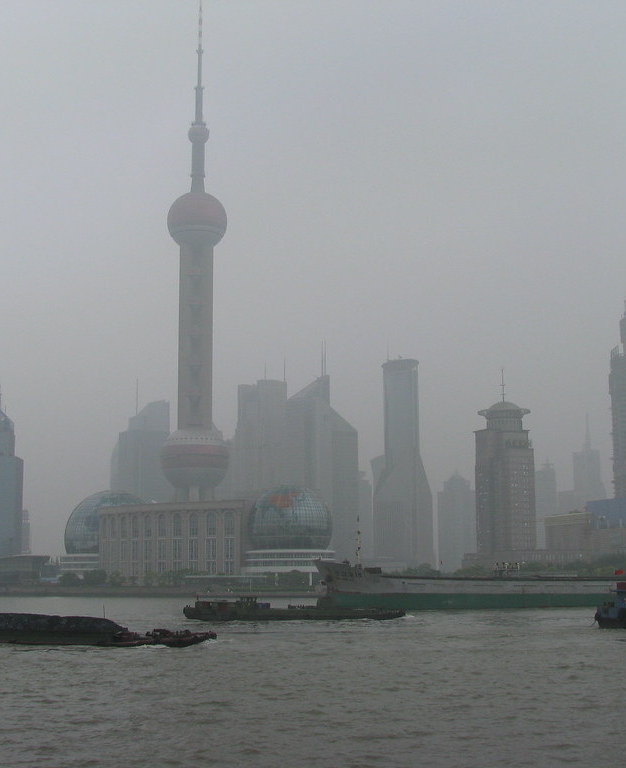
left=572, top=419, right=606, bottom=507
left=437, top=473, right=475, bottom=572
left=160, top=5, right=229, bottom=501
left=285, top=375, right=359, bottom=561
left=475, top=399, right=536, bottom=558
left=227, top=379, right=289, bottom=497
left=223, top=373, right=360, bottom=560
left=535, top=460, right=557, bottom=548
left=373, top=358, right=434, bottom=567
left=111, top=401, right=172, bottom=501
left=609, top=305, right=626, bottom=498
left=0, top=407, right=24, bottom=556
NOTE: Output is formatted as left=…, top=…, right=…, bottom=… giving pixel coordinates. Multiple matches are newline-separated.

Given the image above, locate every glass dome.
left=248, top=486, right=332, bottom=550
left=64, top=490, right=145, bottom=554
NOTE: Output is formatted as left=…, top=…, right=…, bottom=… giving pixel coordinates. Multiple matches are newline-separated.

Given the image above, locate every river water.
left=0, top=596, right=621, bottom=767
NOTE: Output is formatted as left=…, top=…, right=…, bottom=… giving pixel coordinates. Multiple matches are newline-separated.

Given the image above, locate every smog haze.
left=1, top=1, right=625, bottom=552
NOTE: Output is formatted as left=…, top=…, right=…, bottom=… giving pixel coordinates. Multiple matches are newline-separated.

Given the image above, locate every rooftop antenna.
left=321, top=340, right=327, bottom=377
left=500, top=368, right=506, bottom=402
left=135, top=378, right=139, bottom=416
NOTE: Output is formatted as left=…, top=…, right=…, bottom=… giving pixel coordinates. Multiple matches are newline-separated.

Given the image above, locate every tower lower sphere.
left=161, top=427, right=228, bottom=501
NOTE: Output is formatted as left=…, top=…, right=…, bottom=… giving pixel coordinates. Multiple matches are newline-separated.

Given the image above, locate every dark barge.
left=0, top=613, right=216, bottom=647
left=183, top=595, right=405, bottom=621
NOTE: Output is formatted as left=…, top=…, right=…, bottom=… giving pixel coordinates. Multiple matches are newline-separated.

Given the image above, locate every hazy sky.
left=2, top=1, right=626, bottom=553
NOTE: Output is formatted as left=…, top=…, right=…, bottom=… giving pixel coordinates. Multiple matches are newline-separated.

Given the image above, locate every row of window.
left=101, top=510, right=237, bottom=540
left=103, top=537, right=236, bottom=559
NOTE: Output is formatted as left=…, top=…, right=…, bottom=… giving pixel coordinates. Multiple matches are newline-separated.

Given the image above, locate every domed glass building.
left=244, top=486, right=334, bottom=582
left=249, top=486, right=332, bottom=549
left=64, top=491, right=145, bottom=554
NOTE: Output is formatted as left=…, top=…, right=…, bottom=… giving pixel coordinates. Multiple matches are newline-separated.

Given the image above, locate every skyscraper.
left=223, top=372, right=360, bottom=560
left=228, top=379, right=289, bottom=496
left=475, top=399, right=536, bottom=558
left=285, top=375, right=359, bottom=560
left=0, top=407, right=24, bottom=556
left=160, top=5, right=228, bottom=501
left=609, top=307, right=626, bottom=498
left=373, top=358, right=434, bottom=567
left=111, top=400, right=172, bottom=501
left=437, top=473, right=475, bottom=572
left=535, top=460, right=557, bottom=548
left=572, top=419, right=606, bottom=507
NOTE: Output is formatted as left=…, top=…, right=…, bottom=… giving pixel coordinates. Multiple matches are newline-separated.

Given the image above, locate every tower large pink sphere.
left=167, top=191, right=226, bottom=248
left=161, top=426, right=228, bottom=493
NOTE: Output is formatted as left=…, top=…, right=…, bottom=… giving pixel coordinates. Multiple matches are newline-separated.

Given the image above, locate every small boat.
left=183, top=594, right=405, bottom=622
left=594, top=581, right=626, bottom=628
left=146, top=628, right=216, bottom=647
left=0, top=613, right=216, bottom=647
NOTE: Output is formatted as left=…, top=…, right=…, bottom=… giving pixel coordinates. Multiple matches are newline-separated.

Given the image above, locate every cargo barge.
left=0, top=613, right=216, bottom=647
left=183, top=595, right=404, bottom=621
left=316, top=561, right=615, bottom=611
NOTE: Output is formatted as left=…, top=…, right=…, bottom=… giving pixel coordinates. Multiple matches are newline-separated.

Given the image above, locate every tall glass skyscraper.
left=0, top=407, right=24, bottom=556
left=609, top=305, right=626, bottom=498
left=373, top=358, right=434, bottom=567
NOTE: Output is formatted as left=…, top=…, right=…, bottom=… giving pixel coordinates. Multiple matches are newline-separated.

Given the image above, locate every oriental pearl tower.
left=161, top=3, right=228, bottom=501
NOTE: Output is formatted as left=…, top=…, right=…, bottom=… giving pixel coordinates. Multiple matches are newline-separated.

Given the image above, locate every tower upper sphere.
left=167, top=191, right=226, bottom=247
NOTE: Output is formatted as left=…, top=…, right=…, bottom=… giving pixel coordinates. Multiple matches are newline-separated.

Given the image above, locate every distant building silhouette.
left=111, top=401, right=172, bottom=502
left=437, top=473, right=475, bottom=572
left=228, top=379, right=288, bottom=496
left=0, top=407, right=24, bottom=556
left=546, top=498, right=626, bottom=563
left=609, top=304, right=626, bottom=497
left=224, top=374, right=360, bottom=561
left=357, top=470, right=373, bottom=560
left=475, top=399, right=536, bottom=560
left=535, top=461, right=557, bottom=548
left=285, top=375, right=359, bottom=560
left=572, top=419, right=606, bottom=507
left=373, top=358, right=434, bottom=567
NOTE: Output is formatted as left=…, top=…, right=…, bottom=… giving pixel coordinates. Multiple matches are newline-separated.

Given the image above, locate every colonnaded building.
left=98, top=486, right=334, bottom=584
left=98, top=500, right=246, bottom=581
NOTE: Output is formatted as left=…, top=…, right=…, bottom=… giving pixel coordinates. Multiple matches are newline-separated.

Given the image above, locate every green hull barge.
left=316, top=561, right=615, bottom=611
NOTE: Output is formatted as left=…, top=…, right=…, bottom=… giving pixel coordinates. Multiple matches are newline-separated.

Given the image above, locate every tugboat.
left=183, top=594, right=405, bottom=621
left=594, top=582, right=626, bottom=628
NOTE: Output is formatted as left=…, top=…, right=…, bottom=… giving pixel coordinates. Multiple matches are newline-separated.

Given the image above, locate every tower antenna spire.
left=500, top=368, right=506, bottom=402
left=196, top=0, right=204, bottom=122
left=189, top=0, right=209, bottom=192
